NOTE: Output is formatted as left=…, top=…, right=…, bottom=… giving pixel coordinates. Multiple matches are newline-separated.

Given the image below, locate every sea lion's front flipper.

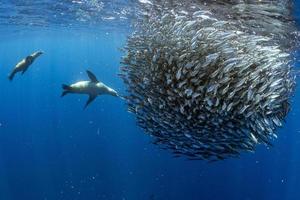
left=84, top=95, right=97, bottom=109
left=21, top=67, right=28, bottom=75
left=25, top=56, right=34, bottom=65
left=86, top=70, right=99, bottom=83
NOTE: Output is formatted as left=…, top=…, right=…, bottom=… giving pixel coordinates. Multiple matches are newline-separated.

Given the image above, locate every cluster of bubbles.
left=120, top=0, right=299, bottom=160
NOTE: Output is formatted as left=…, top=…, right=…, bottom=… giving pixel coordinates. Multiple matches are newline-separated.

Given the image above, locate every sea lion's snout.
left=109, top=89, right=118, bottom=97
left=36, top=51, right=43, bottom=56
left=32, top=51, right=43, bottom=58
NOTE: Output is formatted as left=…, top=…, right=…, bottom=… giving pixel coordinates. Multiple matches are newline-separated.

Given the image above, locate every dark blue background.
left=0, top=2, right=300, bottom=200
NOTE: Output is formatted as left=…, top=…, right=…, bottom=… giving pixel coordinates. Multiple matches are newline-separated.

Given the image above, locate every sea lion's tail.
left=61, top=84, right=72, bottom=97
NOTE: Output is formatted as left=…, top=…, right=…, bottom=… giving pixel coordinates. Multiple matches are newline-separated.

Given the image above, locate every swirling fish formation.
left=120, top=0, right=298, bottom=160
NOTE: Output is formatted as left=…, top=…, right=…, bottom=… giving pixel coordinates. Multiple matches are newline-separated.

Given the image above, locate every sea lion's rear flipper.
left=8, top=69, right=17, bottom=81
left=61, top=84, right=72, bottom=97
left=84, top=95, right=97, bottom=109
left=86, top=70, right=99, bottom=83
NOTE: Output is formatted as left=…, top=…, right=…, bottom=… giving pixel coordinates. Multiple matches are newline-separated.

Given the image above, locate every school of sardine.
left=120, top=0, right=299, bottom=160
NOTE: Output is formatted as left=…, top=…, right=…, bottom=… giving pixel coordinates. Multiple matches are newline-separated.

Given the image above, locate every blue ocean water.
left=0, top=1, right=299, bottom=200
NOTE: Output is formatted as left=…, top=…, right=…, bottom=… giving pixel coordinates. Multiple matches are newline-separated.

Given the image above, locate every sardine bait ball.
left=120, top=1, right=298, bottom=160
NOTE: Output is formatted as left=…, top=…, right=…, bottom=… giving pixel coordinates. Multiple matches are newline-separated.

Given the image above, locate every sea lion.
left=8, top=51, right=43, bottom=81
left=61, top=70, right=120, bottom=109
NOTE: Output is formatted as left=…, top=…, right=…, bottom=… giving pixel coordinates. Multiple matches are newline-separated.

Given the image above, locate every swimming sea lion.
left=61, top=70, right=120, bottom=109
left=8, top=51, right=43, bottom=81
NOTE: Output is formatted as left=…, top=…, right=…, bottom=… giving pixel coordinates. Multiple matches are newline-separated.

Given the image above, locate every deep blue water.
left=0, top=1, right=300, bottom=200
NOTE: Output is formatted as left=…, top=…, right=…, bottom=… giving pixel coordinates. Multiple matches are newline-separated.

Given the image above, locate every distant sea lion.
left=8, top=51, right=43, bottom=81
left=61, top=70, right=120, bottom=109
